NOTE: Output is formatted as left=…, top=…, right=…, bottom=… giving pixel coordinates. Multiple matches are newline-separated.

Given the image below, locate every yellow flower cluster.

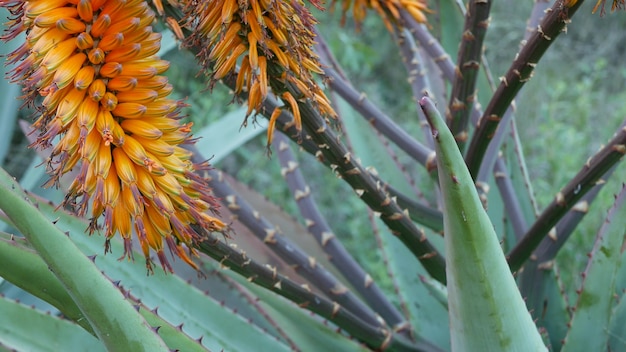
left=333, top=0, right=430, bottom=30
left=182, top=0, right=336, bottom=145
left=1, top=0, right=225, bottom=272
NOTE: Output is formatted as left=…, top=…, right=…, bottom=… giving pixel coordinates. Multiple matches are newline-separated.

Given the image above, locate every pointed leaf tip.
left=418, top=97, right=546, bottom=351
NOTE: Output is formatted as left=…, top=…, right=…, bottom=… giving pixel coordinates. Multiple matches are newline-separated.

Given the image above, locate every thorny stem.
left=209, top=270, right=301, bottom=351
left=290, top=90, right=447, bottom=283
left=518, top=166, right=617, bottom=321
left=507, top=121, right=626, bottom=272
left=193, top=234, right=412, bottom=351
left=446, top=0, right=492, bottom=151
left=399, top=10, right=483, bottom=127
left=198, top=163, right=385, bottom=329
left=272, top=132, right=411, bottom=334
left=493, top=156, right=528, bottom=243
left=393, top=25, right=435, bottom=148
left=325, top=67, right=435, bottom=169
left=260, top=96, right=446, bottom=234
left=465, top=0, right=585, bottom=179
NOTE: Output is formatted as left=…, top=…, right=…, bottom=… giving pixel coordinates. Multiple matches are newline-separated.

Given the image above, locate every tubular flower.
left=591, top=0, right=625, bottom=14
left=1, top=0, right=226, bottom=273
left=182, top=0, right=336, bottom=146
left=332, top=0, right=430, bottom=30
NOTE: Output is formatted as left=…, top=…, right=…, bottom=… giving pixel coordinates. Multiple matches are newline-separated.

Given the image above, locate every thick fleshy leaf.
left=0, top=232, right=92, bottom=334
left=420, top=97, right=546, bottom=351
left=0, top=167, right=169, bottom=352
left=0, top=297, right=105, bottom=351
left=1, top=191, right=291, bottom=352
left=562, top=184, right=626, bottom=351
left=0, top=232, right=209, bottom=352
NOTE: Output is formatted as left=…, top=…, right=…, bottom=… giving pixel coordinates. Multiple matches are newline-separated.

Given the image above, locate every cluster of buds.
left=181, top=0, right=337, bottom=145
left=1, top=0, right=226, bottom=273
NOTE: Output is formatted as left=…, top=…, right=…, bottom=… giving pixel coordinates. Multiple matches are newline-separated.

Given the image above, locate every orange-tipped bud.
left=100, top=92, right=119, bottom=111
left=77, top=0, right=94, bottom=22
left=52, top=52, right=86, bottom=89
left=75, top=32, right=94, bottom=50
left=88, top=79, right=107, bottom=101
left=120, top=119, right=162, bottom=139
left=98, top=32, right=124, bottom=52
left=116, top=88, right=159, bottom=104
left=113, top=102, right=147, bottom=119
left=74, top=66, right=95, bottom=90
left=107, top=76, right=139, bottom=92
left=87, top=47, right=105, bottom=64
left=90, top=14, right=111, bottom=38
left=56, top=17, right=87, bottom=34
left=41, top=37, right=77, bottom=71
left=34, top=7, right=78, bottom=28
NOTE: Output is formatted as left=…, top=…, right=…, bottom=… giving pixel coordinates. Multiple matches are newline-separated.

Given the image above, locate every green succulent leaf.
left=0, top=168, right=170, bottom=352
left=562, top=184, right=626, bottom=351
left=608, top=289, right=626, bottom=351
left=420, top=96, right=546, bottom=351
left=13, top=193, right=291, bottom=352
left=0, top=232, right=209, bottom=352
left=0, top=232, right=93, bottom=335
left=0, top=297, right=105, bottom=352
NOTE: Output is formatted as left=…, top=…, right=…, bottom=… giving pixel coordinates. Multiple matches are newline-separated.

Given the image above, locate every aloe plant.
left=1, top=0, right=626, bottom=351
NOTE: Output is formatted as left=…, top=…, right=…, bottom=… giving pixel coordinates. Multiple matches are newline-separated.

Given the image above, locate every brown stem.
left=507, top=120, right=626, bottom=272
left=446, top=0, right=492, bottom=151
left=465, top=0, right=585, bottom=179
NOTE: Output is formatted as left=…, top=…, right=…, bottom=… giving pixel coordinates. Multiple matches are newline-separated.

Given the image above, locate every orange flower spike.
left=107, top=76, right=139, bottom=92
left=100, top=92, right=119, bottom=111
left=213, top=43, right=247, bottom=79
left=113, top=102, right=147, bottom=119
left=245, top=10, right=263, bottom=43
left=102, top=164, right=121, bottom=237
left=236, top=55, right=250, bottom=93
left=98, top=32, right=125, bottom=52
left=120, top=134, right=151, bottom=166
left=87, top=47, right=105, bottom=65
left=92, top=140, right=112, bottom=203
left=208, top=22, right=242, bottom=61
left=2, top=0, right=226, bottom=273
left=259, top=17, right=281, bottom=44
left=145, top=201, right=172, bottom=236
